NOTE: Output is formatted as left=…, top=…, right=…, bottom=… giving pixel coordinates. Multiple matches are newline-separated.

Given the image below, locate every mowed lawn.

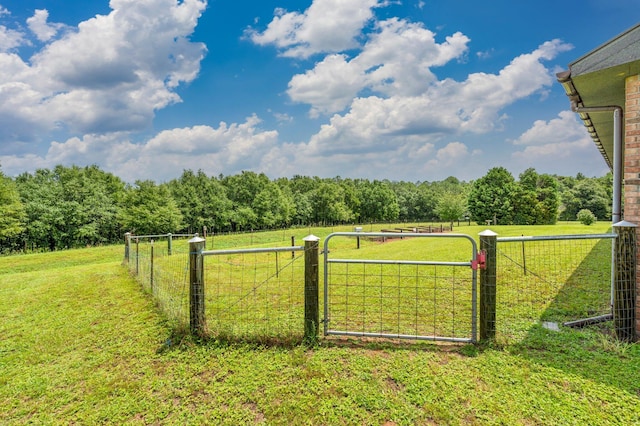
left=1, top=227, right=640, bottom=425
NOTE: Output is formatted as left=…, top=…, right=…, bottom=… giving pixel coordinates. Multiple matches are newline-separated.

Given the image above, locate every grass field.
left=1, top=223, right=639, bottom=424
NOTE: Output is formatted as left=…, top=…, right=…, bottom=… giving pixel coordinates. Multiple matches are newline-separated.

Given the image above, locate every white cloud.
left=27, top=9, right=66, bottom=42
left=510, top=110, right=587, bottom=146
left=0, top=24, right=26, bottom=51
left=0, top=0, right=208, bottom=142
left=297, top=39, right=571, bottom=158
left=287, top=18, right=470, bottom=116
left=510, top=110, right=608, bottom=175
left=247, top=0, right=388, bottom=58
left=1, top=115, right=279, bottom=182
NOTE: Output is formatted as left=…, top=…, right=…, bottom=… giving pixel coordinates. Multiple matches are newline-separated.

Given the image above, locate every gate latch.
left=471, top=250, right=486, bottom=270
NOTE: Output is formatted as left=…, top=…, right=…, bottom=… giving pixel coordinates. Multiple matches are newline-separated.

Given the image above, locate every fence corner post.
left=303, top=234, right=320, bottom=344
left=479, top=229, right=498, bottom=341
left=189, top=235, right=207, bottom=336
left=612, top=221, right=637, bottom=342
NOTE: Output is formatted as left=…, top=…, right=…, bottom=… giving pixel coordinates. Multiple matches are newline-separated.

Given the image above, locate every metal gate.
left=323, top=232, right=479, bottom=343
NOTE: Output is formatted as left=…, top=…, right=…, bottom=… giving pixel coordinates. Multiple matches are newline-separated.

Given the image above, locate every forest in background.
left=0, top=164, right=613, bottom=252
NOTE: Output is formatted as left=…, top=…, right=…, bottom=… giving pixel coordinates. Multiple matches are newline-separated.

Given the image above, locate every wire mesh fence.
left=494, top=234, right=615, bottom=342
left=202, top=247, right=307, bottom=343
left=125, top=234, right=193, bottom=329
left=123, top=228, right=635, bottom=345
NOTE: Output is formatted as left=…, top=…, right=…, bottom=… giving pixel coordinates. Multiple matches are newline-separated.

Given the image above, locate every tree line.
left=0, top=164, right=613, bottom=252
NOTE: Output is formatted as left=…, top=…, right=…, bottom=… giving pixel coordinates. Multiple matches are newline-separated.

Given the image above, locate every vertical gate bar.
left=323, top=236, right=330, bottom=336
left=480, top=230, right=498, bottom=341
left=471, top=247, right=478, bottom=343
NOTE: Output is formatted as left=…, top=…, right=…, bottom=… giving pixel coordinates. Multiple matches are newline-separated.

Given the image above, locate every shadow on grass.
left=502, top=237, right=640, bottom=397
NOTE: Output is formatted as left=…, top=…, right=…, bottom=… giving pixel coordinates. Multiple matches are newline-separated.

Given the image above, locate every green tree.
left=435, top=192, right=466, bottom=227
left=252, top=181, right=294, bottom=228
left=357, top=180, right=399, bottom=223
left=0, top=170, right=26, bottom=245
left=168, top=170, right=232, bottom=233
left=118, top=180, right=183, bottom=235
left=513, top=168, right=559, bottom=225
left=467, top=167, right=517, bottom=225
left=310, top=181, right=354, bottom=225
left=16, top=169, right=65, bottom=250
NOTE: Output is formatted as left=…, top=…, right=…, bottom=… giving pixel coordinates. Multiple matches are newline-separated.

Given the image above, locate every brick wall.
left=624, top=74, right=640, bottom=338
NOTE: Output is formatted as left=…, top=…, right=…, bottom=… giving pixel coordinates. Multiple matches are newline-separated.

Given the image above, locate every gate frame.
left=323, top=232, right=479, bottom=343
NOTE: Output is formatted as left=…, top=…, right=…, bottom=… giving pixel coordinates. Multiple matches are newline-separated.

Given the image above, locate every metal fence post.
left=479, top=230, right=498, bottom=340
left=613, top=221, right=637, bottom=342
left=189, top=235, right=206, bottom=336
left=167, top=233, right=172, bottom=256
left=304, top=235, right=320, bottom=343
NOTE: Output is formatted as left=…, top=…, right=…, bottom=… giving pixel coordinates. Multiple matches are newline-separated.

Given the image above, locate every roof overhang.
left=556, top=23, right=640, bottom=169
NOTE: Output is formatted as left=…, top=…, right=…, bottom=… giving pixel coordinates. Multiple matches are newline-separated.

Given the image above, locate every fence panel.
left=201, top=246, right=306, bottom=342
left=495, top=233, right=616, bottom=342
left=125, top=234, right=193, bottom=329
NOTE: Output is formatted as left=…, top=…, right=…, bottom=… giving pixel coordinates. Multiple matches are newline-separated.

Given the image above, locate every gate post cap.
left=613, top=220, right=637, bottom=228
left=479, top=229, right=498, bottom=237
left=188, top=236, right=206, bottom=243
left=303, top=234, right=320, bottom=242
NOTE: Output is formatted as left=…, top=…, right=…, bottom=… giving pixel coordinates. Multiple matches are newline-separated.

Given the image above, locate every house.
left=556, top=23, right=640, bottom=339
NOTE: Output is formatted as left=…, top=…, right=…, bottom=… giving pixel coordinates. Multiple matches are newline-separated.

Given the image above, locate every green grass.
left=2, top=222, right=639, bottom=424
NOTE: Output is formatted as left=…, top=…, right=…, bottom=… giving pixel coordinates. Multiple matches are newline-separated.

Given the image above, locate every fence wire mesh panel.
left=494, top=234, right=616, bottom=342
left=203, top=247, right=306, bottom=343
left=125, top=234, right=193, bottom=329
left=324, top=232, right=477, bottom=343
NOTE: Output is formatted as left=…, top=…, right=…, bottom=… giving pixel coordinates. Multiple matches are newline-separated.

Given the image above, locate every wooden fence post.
left=613, top=221, right=637, bottom=342
left=135, top=237, right=140, bottom=276
left=304, top=235, right=320, bottom=344
left=124, top=232, right=131, bottom=264
left=167, top=233, right=172, bottom=256
left=479, top=230, right=498, bottom=341
left=150, top=240, right=154, bottom=293
left=189, top=235, right=207, bottom=336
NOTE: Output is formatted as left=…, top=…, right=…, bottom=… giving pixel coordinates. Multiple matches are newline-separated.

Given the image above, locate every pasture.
left=1, top=223, right=639, bottom=424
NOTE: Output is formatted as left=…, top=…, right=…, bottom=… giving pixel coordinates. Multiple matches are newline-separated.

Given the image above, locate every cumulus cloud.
left=510, top=110, right=608, bottom=174
left=511, top=110, right=587, bottom=147
left=510, top=110, right=594, bottom=158
left=246, top=0, right=388, bottom=58
left=1, top=116, right=280, bottom=182
left=287, top=18, right=470, bottom=116
left=0, top=24, right=26, bottom=51
left=0, top=0, right=208, bottom=141
left=27, top=9, right=67, bottom=42
left=299, top=39, right=571, bottom=157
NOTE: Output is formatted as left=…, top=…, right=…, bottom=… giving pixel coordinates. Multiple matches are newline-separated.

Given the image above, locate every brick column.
left=623, top=74, right=640, bottom=339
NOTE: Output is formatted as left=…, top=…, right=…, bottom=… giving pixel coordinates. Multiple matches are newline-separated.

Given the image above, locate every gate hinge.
left=471, top=250, right=486, bottom=270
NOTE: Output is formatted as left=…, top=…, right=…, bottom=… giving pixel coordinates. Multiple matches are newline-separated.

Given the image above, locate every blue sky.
left=0, top=0, right=637, bottom=182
